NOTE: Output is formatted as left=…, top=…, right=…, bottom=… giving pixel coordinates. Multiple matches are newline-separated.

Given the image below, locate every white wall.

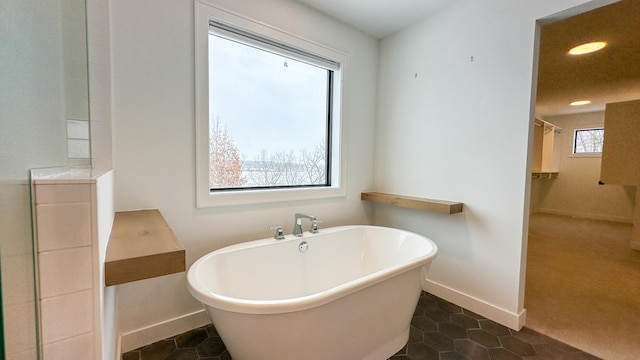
left=87, top=0, right=113, bottom=172
left=373, top=0, right=612, bottom=329
left=110, top=0, right=378, bottom=349
left=532, top=111, right=635, bottom=222
left=1, top=1, right=70, bottom=358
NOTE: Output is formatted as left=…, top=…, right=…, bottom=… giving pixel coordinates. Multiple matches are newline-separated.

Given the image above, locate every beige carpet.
left=525, top=213, right=640, bottom=360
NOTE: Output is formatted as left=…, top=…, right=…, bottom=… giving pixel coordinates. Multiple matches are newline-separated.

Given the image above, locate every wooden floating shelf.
left=105, top=209, right=185, bottom=286
left=361, top=192, right=463, bottom=214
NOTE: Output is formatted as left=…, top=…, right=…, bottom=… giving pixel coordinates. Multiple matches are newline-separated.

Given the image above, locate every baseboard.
left=422, top=280, right=526, bottom=331
left=534, top=208, right=632, bottom=224
left=119, top=309, right=211, bottom=354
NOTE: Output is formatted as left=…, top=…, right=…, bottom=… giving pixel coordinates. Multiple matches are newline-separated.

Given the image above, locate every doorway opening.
left=526, top=1, right=640, bottom=359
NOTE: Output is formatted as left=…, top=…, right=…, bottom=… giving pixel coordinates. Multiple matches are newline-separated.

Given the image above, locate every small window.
left=195, top=4, right=347, bottom=207
left=573, top=128, right=604, bottom=154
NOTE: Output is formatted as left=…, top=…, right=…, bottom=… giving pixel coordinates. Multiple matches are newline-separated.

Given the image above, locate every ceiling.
left=296, top=0, right=640, bottom=117
left=536, top=0, right=640, bottom=117
left=295, top=0, right=456, bottom=39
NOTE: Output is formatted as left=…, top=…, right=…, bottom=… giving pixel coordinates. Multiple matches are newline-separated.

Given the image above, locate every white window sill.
left=569, top=153, right=602, bottom=158
left=196, top=185, right=345, bottom=208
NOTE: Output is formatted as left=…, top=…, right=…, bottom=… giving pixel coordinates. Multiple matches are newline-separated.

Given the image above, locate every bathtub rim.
left=187, top=225, right=438, bottom=315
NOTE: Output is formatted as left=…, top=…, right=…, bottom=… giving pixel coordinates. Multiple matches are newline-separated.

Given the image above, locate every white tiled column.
left=34, top=182, right=96, bottom=359
left=32, top=168, right=114, bottom=360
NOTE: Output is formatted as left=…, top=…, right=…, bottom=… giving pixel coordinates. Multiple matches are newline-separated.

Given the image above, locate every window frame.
left=195, top=1, right=348, bottom=208
left=571, top=127, right=604, bottom=157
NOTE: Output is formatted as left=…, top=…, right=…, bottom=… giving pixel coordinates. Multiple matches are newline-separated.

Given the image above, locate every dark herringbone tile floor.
left=122, top=292, right=600, bottom=360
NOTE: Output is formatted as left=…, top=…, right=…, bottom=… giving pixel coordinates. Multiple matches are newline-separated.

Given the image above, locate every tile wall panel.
left=9, top=349, right=37, bottom=360
left=68, top=139, right=91, bottom=158
left=43, top=333, right=95, bottom=360
left=2, top=254, right=36, bottom=306
left=67, top=119, right=90, bottom=139
left=35, top=184, right=91, bottom=204
left=38, top=246, right=93, bottom=298
left=3, top=301, right=38, bottom=357
left=2, top=184, right=38, bottom=360
left=40, top=289, right=94, bottom=344
left=35, top=202, right=92, bottom=251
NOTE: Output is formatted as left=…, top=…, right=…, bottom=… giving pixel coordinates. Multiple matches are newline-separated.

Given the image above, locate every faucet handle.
left=269, top=225, right=285, bottom=240
left=309, top=219, right=322, bottom=234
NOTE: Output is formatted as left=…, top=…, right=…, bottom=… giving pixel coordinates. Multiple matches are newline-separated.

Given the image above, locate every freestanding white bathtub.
left=187, top=225, right=438, bottom=360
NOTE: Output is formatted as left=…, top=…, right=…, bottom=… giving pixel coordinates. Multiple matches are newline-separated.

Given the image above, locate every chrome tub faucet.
left=293, top=213, right=319, bottom=236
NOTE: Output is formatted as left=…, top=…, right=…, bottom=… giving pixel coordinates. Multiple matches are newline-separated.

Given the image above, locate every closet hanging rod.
left=534, top=119, right=562, bottom=132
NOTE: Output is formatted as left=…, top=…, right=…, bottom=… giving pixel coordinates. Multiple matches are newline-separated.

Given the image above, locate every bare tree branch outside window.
left=574, top=128, right=604, bottom=154
left=240, top=144, right=326, bottom=187
left=209, top=117, right=328, bottom=189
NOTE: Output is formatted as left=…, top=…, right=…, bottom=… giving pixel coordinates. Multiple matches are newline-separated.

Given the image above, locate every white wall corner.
left=423, top=279, right=526, bottom=331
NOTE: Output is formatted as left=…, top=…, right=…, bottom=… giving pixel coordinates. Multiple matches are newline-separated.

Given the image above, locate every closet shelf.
left=532, top=171, right=559, bottom=179
left=105, top=209, right=185, bottom=286
left=361, top=192, right=463, bottom=214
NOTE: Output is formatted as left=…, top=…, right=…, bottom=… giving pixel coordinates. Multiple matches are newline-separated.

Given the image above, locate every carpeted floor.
left=525, top=213, right=640, bottom=360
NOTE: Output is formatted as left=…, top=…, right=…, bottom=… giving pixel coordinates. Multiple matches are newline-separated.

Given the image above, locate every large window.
left=573, top=127, right=604, bottom=154
left=208, top=23, right=334, bottom=190
left=195, top=3, right=347, bottom=207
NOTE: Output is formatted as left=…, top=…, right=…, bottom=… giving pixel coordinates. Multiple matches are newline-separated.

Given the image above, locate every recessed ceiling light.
left=570, top=100, right=591, bottom=106
left=568, top=41, right=607, bottom=55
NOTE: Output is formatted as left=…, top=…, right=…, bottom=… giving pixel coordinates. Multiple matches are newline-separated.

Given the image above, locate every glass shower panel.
left=0, top=0, right=90, bottom=358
